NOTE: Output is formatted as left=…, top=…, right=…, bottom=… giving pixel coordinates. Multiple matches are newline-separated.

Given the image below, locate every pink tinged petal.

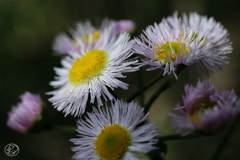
left=168, top=110, right=196, bottom=136
left=114, top=20, right=135, bottom=34
left=7, top=92, right=42, bottom=133
left=53, top=34, right=79, bottom=55
left=169, top=80, right=240, bottom=135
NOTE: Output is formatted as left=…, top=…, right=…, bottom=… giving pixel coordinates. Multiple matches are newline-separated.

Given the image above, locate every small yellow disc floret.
left=154, top=41, right=190, bottom=63
left=94, top=124, right=131, bottom=160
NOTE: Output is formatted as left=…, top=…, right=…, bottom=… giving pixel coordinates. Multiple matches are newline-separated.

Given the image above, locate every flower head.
left=53, top=19, right=135, bottom=55
left=70, top=100, right=159, bottom=160
left=133, top=12, right=232, bottom=77
left=47, top=30, right=138, bottom=117
left=7, top=92, right=43, bottom=133
left=133, top=14, right=209, bottom=78
left=177, top=12, right=232, bottom=76
left=168, top=80, right=240, bottom=135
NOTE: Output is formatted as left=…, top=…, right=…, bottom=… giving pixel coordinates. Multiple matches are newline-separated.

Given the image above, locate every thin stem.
left=159, top=133, right=200, bottom=142
left=127, top=71, right=164, bottom=102
left=144, top=65, right=186, bottom=113
left=211, top=115, right=240, bottom=160
left=53, top=125, right=77, bottom=132
left=136, top=69, right=145, bottom=106
left=144, top=76, right=176, bottom=113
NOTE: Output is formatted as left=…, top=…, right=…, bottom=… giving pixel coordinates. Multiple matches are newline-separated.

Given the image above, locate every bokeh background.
left=1, top=0, right=240, bottom=159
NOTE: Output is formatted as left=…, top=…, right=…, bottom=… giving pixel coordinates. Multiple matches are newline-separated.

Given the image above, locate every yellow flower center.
left=85, top=30, right=101, bottom=43
left=154, top=41, right=190, bottom=63
left=94, top=124, right=131, bottom=160
left=68, top=50, right=108, bottom=85
left=190, top=101, right=214, bottom=126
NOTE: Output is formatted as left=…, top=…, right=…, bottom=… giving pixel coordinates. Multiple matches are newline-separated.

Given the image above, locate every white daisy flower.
left=70, top=100, right=159, bottom=160
left=167, top=12, right=232, bottom=76
left=47, top=30, right=139, bottom=117
left=53, top=19, right=135, bottom=55
left=132, top=13, right=211, bottom=78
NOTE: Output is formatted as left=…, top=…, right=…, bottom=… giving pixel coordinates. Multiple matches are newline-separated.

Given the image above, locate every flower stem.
left=127, top=71, right=164, bottom=102
left=211, top=115, right=240, bottom=160
left=53, top=125, right=76, bottom=132
left=144, top=76, right=176, bottom=113
left=136, top=69, right=145, bottom=106
left=159, top=133, right=200, bottom=141
left=144, top=65, right=186, bottom=113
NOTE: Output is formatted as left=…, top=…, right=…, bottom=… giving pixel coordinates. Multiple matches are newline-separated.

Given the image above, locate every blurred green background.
left=1, top=0, right=240, bottom=159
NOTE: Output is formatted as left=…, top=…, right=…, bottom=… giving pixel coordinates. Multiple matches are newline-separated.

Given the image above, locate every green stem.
left=159, top=133, right=200, bottom=142
left=53, top=125, right=77, bottom=132
left=144, top=65, right=186, bottom=113
left=127, top=71, right=164, bottom=102
left=136, top=69, right=145, bottom=106
left=211, top=115, right=240, bottom=160
left=144, top=76, right=176, bottom=113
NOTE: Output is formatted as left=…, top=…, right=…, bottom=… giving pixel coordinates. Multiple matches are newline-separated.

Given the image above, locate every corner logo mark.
left=4, top=143, right=20, bottom=157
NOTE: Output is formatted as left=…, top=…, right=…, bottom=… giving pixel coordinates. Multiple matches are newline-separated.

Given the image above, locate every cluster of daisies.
left=7, top=12, right=240, bottom=160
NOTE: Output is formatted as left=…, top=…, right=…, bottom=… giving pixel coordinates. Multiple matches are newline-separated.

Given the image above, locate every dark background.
left=1, top=0, right=240, bottom=159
